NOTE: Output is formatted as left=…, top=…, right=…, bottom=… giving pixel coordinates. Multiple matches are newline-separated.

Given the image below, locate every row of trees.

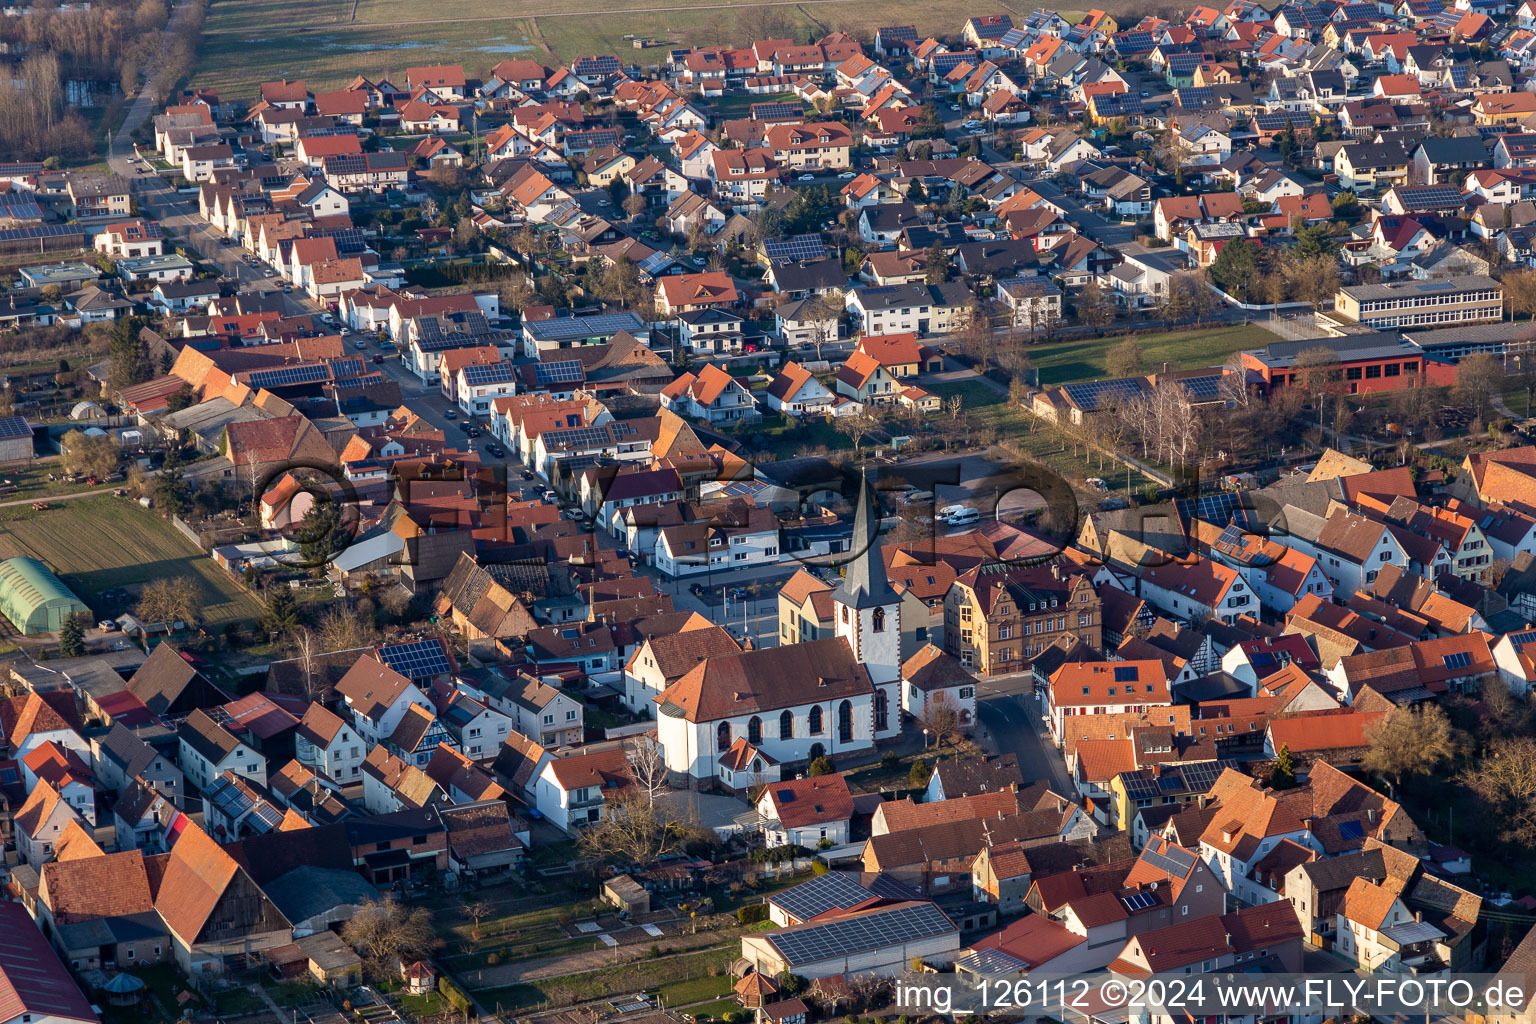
left=1209, top=235, right=1341, bottom=308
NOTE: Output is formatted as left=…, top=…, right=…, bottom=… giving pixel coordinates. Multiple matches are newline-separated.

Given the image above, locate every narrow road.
left=973, top=674, right=1074, bottom=797
left=107, top=0, right=200, bottom=175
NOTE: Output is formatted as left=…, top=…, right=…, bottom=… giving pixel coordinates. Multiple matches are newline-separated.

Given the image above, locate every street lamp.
left=923, top=728, right=931, bottom=750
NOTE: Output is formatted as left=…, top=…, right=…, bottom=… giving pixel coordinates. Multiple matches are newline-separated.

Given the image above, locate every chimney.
left=1198, top=795, right=1208, bottom=809
left=1367, top=808, right=1375, bottom=823
left=1224, top=933, right=1232, bottom=947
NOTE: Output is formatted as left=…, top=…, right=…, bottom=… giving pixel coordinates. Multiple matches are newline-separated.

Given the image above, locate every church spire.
left=834, top=471, right=898, bottom=609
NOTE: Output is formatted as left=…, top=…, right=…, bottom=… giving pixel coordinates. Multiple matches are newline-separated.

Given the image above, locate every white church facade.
left=654, top=475, right=905, bottom=782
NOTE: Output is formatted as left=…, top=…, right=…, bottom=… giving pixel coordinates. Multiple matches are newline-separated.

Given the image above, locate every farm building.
left=0, top=557, right=89, bottom=633
left=0, top=416, right=33, bottom=462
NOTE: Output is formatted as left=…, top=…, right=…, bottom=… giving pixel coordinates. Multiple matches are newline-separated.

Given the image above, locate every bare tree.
left=945, top=393, right=963, bottom=421
left=293, top=626, right=322, bottom=702
left=576, top=789, right=689, bottom=865
left=625, top=734, right=670, bottom=806
left=1219, top=353, right=1251, bottom=408
left=342, top=897, right=439, bottom=977
left=462, top=900, right=492, bottom=941
left=1362, top=704, right=1460, bottom=794
left=919, top=691, right=963, bottom=746
left=134, top=577, right=202, bottom=628
left=316, top=605, right=379, bottom=652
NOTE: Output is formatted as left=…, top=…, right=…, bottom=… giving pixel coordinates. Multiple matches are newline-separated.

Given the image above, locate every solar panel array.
left=1442, top=650, right=1472, bottom=670
left=378, top=638, right=454, bottom=680
left=751, top=102, right=805, bottom=121
left=1178, top=374, right=1224, bottom=401
left=764, top=235, right=829, bottom=262
left=0, top=417, right=31, bottom=440
left=462, top=362, right=516, bottom=386
left=1394, top=185, right=1464, bottom=209
left=245, top=364, right=330, bottom=388
left=638, top=251, right=674, bottom=275
left=1140, top=842, right=1196, bottom=878
left=1121, top=891, right=1157, bottom=912
left=1177, top=491, right=1250, bottom=527
left=1507, top=630, right=1536, bottom=649
left=0, top=224, right=84, bottom=243
left=1060, top=377, right=1147, bottom=412
left=1113, top=665, right=1138, bottom=682
left=771, top=872, right=877, bottom=921
left=1338, top=820, right=1365, bottom=840
left=537, top=360, right=586, bottom=384
left=769, top=902, right=953, bottom=964
left=528, top=312, right=644, bottom=341
left=573, top=55, right=622, bottom=75
left=1120, top=760, right=1235, bottom=802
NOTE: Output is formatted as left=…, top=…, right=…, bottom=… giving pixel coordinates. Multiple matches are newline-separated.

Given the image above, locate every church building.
left=654, top=475, right=904, bottom=782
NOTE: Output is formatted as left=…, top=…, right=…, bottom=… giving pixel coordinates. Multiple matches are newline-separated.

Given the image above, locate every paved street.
left=974, top=674, right=1074, bottom=796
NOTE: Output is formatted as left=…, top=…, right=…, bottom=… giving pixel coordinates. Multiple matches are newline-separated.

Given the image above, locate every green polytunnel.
left=0, top=557, right=90, bottom=634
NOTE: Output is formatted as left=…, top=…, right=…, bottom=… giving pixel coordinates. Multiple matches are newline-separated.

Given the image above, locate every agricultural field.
left=192, top=0, right=1089, bottom=98
left=0, top=497, right=264, bottom=628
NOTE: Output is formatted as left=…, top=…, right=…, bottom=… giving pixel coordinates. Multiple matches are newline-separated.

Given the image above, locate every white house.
left=177, top=709, right=268, bottom=794
left=660, top=364, right=757, bottom=425
left=900, top=644, right=977, bottom=726
left=754, top=773, right=854, bottom=848
left=296, top=703, right=366, bottom=783
left=653, top=508, right=781, bottom=577
left=334, top=657, right=433, bottom=745
left=763, top=361, right=836, bottom=416
left=533, top=748, right=634, bottom=833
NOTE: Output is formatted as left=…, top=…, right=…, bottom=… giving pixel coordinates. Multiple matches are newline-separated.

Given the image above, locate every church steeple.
left=833, top=471, right=898, bottom=609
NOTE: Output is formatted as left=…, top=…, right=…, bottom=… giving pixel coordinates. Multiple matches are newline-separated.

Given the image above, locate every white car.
left=837, top=171, right=856, bottom=179
left=796, top=173, right=815, bottom=181
left=949, top=103, right=962, bottom=110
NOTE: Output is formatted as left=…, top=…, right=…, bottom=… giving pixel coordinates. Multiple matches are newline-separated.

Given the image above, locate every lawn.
left=653, top=976, right=734, bottom=1006
left=1025, top=323, right=1277, bottom=386
left=0, top=497, right=265, bottom=627
left=923, top=378, right=1158, bottom=495
left=474, top=947, right=738, bottom=1009
left=685, top=998, right=742, bottom=1021
left=397, top=991, right=446, bottom=1018
left=192, top=0, right=1040, bottom=98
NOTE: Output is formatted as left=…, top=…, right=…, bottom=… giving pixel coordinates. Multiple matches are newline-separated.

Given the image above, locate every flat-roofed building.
left=1333, top=275, right=1502, bottom=329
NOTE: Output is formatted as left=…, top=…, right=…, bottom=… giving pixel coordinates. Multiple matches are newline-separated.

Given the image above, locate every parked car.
left=837, top=171, right=856, bottom=178
left=444, top=409, right=457, bottom=419
left=796, top=173, right=814, bottom=180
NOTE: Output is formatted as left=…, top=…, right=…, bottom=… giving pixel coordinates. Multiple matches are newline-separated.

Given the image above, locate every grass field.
left=0, top=497, right=265, bottom=627
left=1027, top=323, right=1275, bottom=387
left=192, top=0, right=1075, bottom=98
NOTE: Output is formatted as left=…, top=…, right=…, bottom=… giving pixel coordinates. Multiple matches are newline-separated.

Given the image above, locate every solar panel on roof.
left=771, top=872, right=880, bottom=922
left=769, top=902, right=953, bottom=965
left=1442, top=650, right=1472, bottom=670
left=0, top=417, right=30, bottom=440
left=536, top=360, right=586, bottom=384
left=1140, top=843, right=1196, bottom=877
left=1061, top=377, right=1146, bottom=411
left=246, top=364, right=330, bottom=388
left=463, top=362, right=516, bottom=386
left=1157, top=775, right=1183, bottom=792
left=763, top=235, right=828, bottom=262
left=377, top=639, right=454, bottom=680
left=1396, top=185, right=1463, bottom=208
left=1179, top=375, right=1223, bottom=401
left=1508, top=630, right=1536, bottom=648
left=1120, top=891, right=1157, bottom=911
left=1114, top=665, right=1138, bottom=682
left=0, top=224, right=84, bottom=243
left=1338, top=820, right=1365, bottom=840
